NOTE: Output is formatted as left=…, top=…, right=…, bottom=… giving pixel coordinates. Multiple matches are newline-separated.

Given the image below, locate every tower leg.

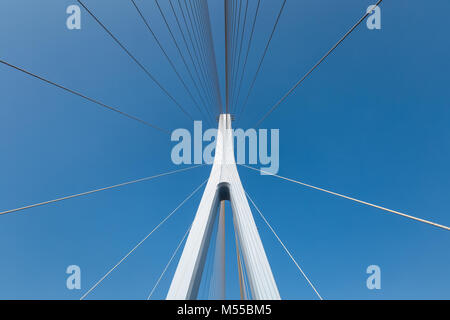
left=167, top=114, right=280, bottom=300
left=210, top=201, right=226, bottom=299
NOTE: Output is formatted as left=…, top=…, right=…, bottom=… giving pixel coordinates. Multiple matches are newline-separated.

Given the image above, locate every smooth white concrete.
left=167, top=114, right=280, bottom=300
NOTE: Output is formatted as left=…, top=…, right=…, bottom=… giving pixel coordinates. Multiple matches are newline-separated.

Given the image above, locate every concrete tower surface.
left=167, top=114, right=280, bottom=300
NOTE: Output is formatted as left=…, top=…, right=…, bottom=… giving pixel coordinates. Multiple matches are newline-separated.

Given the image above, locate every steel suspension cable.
left=77, top=0, right=193, bottom=121
left=154, top=0, right=214, bottom=121
left=184, top=0, right=210, bottom=80
left=229, top=0, right=243, bottom=113
left=186, top=0, right=220, bottom=115
left=233, top=0, right=261, bottom=114
left=80, top=179, right=208, bottom=300
left=230, top=0, right=249, bottom=113
left=176, top=0, right=217, bottom=111
left=195, top=0, right=224, bottom=116
left=241, top=164, right=450, bottom=231
left=225, top=0, right=232, bottom=113
left=130, top=0, right=213, bottom=125
left=230, top=0, right=237, bottom=109
left=181, top=0, right=214, bottom=99
left=146, top=222, right=192, bottom=300
left=246, top=191, right=323, bottom=300
left=228, top=0, right=236, bottom=91
left=187, top=0, right=220, bottom=118
left=237, top=0, right=287, bottom=122
left=205, top=0, right=224, bottom=115
left=255, top=0, right=383, bottom=127
left=167, top=0, right=216, bottom=112
left=0, top=166, right=204, bottom=216
left=0, top=59, right=169, bottom=134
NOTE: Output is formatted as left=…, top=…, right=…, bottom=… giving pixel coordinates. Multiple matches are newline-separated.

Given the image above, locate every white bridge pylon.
left=167, top=114, right=280, bottom=300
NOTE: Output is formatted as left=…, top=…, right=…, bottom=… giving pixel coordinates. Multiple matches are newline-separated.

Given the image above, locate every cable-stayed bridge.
left=1, top=0, right=449, bottom=300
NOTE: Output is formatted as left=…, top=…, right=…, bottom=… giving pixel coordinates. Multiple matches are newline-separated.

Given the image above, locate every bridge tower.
left=167, top=114, right=280, bottom=300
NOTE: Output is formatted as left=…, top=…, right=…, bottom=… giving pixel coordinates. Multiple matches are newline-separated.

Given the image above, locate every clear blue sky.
left=0, top=0, right=449, bottom=300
